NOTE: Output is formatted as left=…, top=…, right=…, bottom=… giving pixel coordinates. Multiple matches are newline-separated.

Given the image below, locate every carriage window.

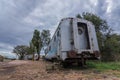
left=78, top=27, right=83, bottom=35
left=54, top=36, right=56, bottom=41
left=77, top=22, right=86, bottom=35
left=49, top=46, right=51, bottom=51
left=57, top=31, right=60, bottom=36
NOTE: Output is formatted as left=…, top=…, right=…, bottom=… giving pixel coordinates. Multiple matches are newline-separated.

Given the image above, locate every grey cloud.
left=0, top=0, right=41, bottom=51
left=105, top=0, right=120, bottom=33
left=0, top=0, right=120, bottom=54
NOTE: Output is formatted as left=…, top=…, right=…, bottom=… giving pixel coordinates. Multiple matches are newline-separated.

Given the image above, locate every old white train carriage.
left=45, top=18, right=100, bottom=66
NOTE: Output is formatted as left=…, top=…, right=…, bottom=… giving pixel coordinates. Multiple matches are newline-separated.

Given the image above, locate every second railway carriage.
left=45, top=18, right=100, bottom=66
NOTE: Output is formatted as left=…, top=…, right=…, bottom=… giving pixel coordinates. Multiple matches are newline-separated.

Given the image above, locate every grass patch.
left=87, top=61, right=120, bottom=71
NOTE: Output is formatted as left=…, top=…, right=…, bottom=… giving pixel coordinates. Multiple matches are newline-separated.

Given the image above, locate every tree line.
left=13, top=12, right=120, bottom=62
left=13, top=30, right=51, bottom=60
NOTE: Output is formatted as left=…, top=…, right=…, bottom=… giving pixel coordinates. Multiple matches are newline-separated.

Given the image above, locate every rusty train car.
left=45, top=18, right=100, bottom=66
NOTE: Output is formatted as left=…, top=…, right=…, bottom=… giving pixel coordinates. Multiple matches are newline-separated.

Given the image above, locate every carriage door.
left=77, top=22, right=90, bottom=50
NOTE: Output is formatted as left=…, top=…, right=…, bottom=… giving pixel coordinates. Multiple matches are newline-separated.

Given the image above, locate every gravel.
left=0, top=60, right=120, bottom=80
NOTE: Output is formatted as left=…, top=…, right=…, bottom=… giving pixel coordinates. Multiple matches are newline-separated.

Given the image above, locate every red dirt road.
left=0, top=60, right=120, bottom=80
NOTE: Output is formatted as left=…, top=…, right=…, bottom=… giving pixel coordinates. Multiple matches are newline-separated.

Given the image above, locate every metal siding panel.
left=86, top=22, right=93, bottom=50
left=73, top=19, right=99, bottom=53
left=73, top=19, right=79, bottom=51
left=73, top=19, right=91, bottom=52
left=90, top=23, right=99, bottom=51
left=60, top=19, right=71, bottom=51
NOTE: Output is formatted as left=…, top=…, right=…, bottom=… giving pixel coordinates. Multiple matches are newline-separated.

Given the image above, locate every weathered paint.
left=45, top=18, right=100, bottom=61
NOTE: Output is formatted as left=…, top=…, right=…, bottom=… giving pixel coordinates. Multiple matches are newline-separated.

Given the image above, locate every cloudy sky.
left=0, top=0, right=120, bottom=56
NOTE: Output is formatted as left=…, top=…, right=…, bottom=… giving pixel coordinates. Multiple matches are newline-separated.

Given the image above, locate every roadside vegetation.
left=86, top=61, right=120, bottom=77
left=87, top=61, right=120, bottom=71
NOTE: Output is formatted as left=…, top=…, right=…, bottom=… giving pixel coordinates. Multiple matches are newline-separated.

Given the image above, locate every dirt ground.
left=0, top=60, right=120, bottom=80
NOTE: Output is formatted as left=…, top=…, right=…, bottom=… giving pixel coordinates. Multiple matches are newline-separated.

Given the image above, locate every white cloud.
left=0, top=42, right=14, bottom=52
left=0, top=0, right=120, bottom=54
left=106, top=0, right=112, bottom=13
left=23, top=16, right=45, bottom=26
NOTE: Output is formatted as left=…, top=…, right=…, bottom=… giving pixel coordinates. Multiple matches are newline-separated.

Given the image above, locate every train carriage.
left=45, top=18, right=100, bottom=66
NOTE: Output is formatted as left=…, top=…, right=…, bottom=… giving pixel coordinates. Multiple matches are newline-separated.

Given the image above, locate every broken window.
left=54, top=36, right=56, bottom=41
left=78, top=27, right=83, bottom=35
left=57, top=31, right=60, bottom=36
left=77, top=22, right=87, bottom=35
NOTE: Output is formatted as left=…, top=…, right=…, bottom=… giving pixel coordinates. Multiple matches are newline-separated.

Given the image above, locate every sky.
left=0, top=0, right=120, bottom=57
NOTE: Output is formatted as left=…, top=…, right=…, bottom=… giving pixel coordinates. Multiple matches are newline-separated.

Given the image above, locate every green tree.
left=31, top=29, right=42, bottom=60
left=29, top=41, right=36, bottom=60
left=76, top=14, right=82, bottom=19
left=41, top=30, right=51, bottom=46
left=102, top=34, right=120, bottom=61
left=13, top=45, right=30, bottom=60
left=41, top=30, right=51, bottom=55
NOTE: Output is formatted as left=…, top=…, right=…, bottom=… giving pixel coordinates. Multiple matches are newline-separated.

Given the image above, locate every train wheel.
left=78, top=57, right=86, bottom=67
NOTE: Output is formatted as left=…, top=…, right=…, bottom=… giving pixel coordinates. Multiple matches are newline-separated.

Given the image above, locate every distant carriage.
left=45, top=18, right=100, bottom=66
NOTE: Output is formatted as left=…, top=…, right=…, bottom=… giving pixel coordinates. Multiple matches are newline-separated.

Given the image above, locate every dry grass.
left=0, top=60, right=120, bottom=80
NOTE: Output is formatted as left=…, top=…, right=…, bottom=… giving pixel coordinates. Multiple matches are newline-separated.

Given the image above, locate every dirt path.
left=0, top=60, right=29, bottom=67
left=0, top=60, right=120, bottom=80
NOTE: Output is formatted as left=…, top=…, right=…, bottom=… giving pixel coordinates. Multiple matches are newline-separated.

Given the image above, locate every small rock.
left=93, top=70, right=101, bottom=74
left=102, top=75, right=108, bottom=78
left=46, top=65, right=54, bottom=71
